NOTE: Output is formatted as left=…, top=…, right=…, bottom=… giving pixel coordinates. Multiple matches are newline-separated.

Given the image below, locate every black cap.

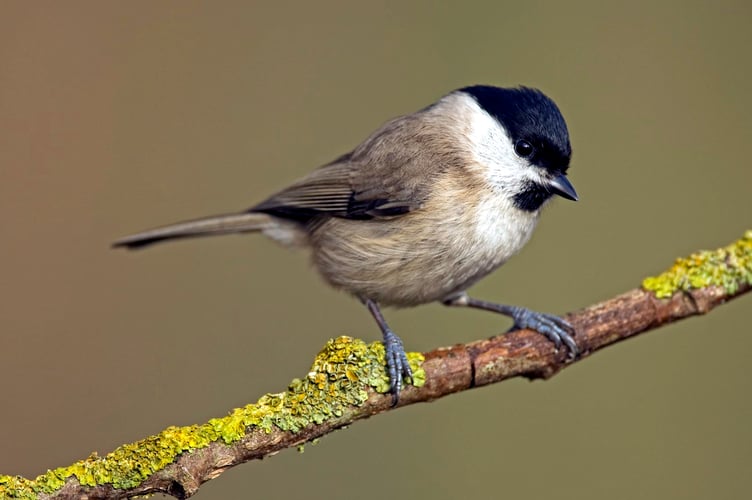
left=461, top=85, right=572, bottom=174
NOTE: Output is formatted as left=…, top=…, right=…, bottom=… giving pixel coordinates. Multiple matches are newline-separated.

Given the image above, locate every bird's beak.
left=549, top=174, right=578, bottom=201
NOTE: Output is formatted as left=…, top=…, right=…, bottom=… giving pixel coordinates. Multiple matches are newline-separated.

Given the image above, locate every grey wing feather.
left=255, top=163, right=354, bottom=212
left=251, top=114, right=442, bottom=220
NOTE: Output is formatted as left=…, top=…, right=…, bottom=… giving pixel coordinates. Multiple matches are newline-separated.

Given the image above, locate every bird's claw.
left=382, top=329, right=413, bottom=406
left=508, top=307, right=579, bottom=359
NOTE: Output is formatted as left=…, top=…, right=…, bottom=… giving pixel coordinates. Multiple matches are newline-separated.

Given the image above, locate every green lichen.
left=0, top=336, right=424, bottom=498
left=642, top=230, right=752, bottom=298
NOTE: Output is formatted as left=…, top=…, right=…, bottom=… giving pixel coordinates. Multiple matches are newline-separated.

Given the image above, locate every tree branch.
left=1, top=231, right=750, bottom=500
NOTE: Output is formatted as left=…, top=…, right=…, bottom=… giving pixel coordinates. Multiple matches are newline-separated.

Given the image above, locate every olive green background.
left=1, top=1, right=750, bottom=499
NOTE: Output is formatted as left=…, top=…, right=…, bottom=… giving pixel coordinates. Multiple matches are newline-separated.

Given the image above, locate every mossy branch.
left=2, top=231, right=751, bottom=500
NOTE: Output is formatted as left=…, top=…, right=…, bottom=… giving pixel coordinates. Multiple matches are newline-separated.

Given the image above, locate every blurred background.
left=1, top=1, right=750, bottom=499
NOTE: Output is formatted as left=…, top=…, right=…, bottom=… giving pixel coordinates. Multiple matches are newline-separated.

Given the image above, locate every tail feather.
left=112, top=212, right=273, bottom=249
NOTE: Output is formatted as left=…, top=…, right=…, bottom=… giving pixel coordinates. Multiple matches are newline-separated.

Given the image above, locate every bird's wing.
left=251, top=115, right=451, bottom=220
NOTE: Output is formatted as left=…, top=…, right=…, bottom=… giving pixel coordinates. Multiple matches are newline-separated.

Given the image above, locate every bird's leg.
left=443, top=292, right=579, bottom=358
left=362, top=298, right=413, bottom=405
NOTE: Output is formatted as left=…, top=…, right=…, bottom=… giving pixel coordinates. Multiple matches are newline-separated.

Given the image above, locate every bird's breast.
left=309, top=184, right=539, bottom=307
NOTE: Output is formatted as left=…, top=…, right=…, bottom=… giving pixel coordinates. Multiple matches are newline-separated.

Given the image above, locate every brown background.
left=1, top=1, right=750, bottom=499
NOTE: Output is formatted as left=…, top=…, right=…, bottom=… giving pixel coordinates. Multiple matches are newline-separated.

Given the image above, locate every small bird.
left=114, top=85, right=579, bottom=403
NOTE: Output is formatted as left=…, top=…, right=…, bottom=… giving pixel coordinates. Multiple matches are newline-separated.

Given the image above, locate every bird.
left=113, top=85, right=579, bottom=404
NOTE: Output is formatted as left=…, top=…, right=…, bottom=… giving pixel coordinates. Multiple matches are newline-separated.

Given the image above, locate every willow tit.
left=114, top=85, right=579, bottom=403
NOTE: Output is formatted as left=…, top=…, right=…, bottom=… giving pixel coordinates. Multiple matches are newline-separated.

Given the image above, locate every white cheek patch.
left=462, top=95, right=546, bottom=194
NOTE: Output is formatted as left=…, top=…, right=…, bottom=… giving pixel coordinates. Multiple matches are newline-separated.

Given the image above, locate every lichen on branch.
left=0, top=338, right=425, bottom=499
left=642, top=230, right=752, bottom=298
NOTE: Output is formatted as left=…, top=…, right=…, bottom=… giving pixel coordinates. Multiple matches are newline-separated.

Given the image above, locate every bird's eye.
left=514, top=140, right=534, bottom=158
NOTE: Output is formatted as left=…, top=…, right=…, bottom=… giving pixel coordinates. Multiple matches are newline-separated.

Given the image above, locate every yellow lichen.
left=0, top=337, right=425, bottom=498
left=642, top=230, right=752, bottom=298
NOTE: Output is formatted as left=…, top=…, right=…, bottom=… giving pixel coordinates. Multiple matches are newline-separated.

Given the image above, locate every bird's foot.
left=507, top=307, right=579, bottom=359
left=382, top=329, right=413, bottom=406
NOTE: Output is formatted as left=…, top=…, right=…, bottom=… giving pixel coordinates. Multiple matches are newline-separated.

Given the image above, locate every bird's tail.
left=112, top=211, right=275, bottom=249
